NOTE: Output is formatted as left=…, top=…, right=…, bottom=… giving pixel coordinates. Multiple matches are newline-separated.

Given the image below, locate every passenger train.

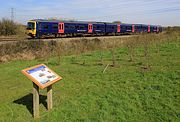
left=26, top=19, right=162, bottom=38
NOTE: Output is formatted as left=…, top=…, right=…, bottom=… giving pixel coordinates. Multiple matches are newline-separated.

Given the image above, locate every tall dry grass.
left=0, top=27, right=179, bottom=63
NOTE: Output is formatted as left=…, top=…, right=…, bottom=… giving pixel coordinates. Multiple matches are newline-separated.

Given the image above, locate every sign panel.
left=22, top=64, right=62, bottom=89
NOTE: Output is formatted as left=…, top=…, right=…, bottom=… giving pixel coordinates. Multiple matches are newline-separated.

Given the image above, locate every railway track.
left=0, top=37, right=20, bottom=45
left=0, top=35, right=132, bottom=45
left=0, top=37, right=18, bottom=41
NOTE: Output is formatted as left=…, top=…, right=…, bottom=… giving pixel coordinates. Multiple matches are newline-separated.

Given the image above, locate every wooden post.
left=47, top=85, right=52, bottom=110
left=33, top=83, right=39, bottom=118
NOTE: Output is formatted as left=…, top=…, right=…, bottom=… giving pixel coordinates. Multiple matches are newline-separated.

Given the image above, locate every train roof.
left=29, top=19, right=162, bottom=27
left=30, top=19, right=106, bottom=24
left=30, top=19, right=123, bottom=24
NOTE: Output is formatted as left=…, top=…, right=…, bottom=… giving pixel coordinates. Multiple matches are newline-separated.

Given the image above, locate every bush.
left=0, top=18, right=17, bottom=36
left=0, top=18, right=26, bottom=36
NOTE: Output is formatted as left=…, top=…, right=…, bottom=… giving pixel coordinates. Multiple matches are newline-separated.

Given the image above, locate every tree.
left=113, top=21, right=122, bottom=24
left=0, top=18, right=17, bottom=36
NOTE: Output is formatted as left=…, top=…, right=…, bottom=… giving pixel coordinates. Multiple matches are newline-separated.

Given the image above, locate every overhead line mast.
left=11, top=7, right=14, bottom=21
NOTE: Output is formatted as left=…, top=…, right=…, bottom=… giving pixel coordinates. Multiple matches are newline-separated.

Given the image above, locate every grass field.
left=0, top=38, right=179, bottom=122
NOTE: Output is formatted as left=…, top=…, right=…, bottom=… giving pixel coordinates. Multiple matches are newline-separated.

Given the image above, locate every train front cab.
left=27, top=21, right=36, bottom=38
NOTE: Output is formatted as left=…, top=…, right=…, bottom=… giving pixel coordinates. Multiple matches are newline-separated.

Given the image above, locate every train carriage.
left=38, top=21, right=59, bottom=37
left=120, top=24, right=133, bottom=33
left=105, top=23, right=117, bottom=34
left=63, top=22, right=88, bottom=34
left=93, top=23, right=106, bottom=34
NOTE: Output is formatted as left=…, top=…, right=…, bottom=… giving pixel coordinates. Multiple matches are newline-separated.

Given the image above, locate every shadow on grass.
left=13, top=93, right=47, bottom=116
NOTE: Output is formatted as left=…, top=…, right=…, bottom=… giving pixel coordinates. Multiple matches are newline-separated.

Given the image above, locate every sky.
left=0, top=0, right=180, bottom=26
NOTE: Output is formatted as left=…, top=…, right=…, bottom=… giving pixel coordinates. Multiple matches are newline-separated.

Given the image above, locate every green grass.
left=0, top=40, right=179, bottom=122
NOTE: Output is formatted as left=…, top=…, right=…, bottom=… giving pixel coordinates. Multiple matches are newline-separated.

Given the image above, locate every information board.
left=22, top=64, right=62, bottom=89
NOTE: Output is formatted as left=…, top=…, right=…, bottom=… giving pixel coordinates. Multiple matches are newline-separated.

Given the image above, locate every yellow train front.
left=26, top=21, right=36, bottom=38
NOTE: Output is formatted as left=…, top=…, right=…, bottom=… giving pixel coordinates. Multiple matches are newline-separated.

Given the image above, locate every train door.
left=132, top=24, right=135, bottom=33
left=88, top=24, right=93, bottom=33
left=58, top=22, right=64, bottom=33
left=117, top=24, right=120, bottom=33
left=148, top=25, right=150, bottom=33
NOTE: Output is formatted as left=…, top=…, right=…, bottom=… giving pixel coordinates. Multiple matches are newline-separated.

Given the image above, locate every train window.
left=27, top=22, right=35, bottom=29
left=112, top=26, right=114, bottom=29
left=65, top=25, right=69, bottom=29
left=70, top=25, right=75, bottom=29
left=75, top=25, right=79, bottom=29
left=80, top=25, right=84, bottom=29
left=44, top=24, right=48, bottom=29
left=122, top=26, right=126, bottom=30
left=127, top=26, right=131, bottom=30
left=62, top=25, right=64, bottom=30
left=52, top=24, right=58, bottom=29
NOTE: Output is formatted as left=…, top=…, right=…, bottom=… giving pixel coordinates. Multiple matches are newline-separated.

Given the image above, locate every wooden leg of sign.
left=47, top=85, right=52, bottom=111
left=33, top=83, right=39, bottom=118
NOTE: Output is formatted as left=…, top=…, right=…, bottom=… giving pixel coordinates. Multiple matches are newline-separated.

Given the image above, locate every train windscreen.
left=27, top=22, right=35, bottom=30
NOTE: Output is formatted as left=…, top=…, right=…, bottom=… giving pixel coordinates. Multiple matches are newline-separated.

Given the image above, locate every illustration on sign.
left=27, top=65, right=57, bottom=84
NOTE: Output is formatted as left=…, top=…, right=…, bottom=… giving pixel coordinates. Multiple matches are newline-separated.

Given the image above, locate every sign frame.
left=22, top=64, right=62, bottom=89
